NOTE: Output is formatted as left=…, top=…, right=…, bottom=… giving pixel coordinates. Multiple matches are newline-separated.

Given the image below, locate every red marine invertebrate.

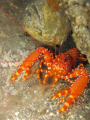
left=0, top=6, right=89, bottom=113
left=11, top=47, right=89, bottom=112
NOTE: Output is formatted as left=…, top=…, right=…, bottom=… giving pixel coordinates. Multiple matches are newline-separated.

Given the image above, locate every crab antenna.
left=59, top=45, right=61, bottom=55
left=0, top=6, right=41, bottom=47
left=59, top=40, right=63, bottom=55
left=46, top=44, right=55, bottom=55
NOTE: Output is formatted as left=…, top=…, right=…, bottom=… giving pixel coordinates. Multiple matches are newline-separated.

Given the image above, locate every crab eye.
left=63, top=58, right=67, bottom=62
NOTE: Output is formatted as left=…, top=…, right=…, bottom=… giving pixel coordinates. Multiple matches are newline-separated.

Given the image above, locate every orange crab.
left=11, top=47, right=89, bottom=112
left=0, top=6, right=89, bottom=113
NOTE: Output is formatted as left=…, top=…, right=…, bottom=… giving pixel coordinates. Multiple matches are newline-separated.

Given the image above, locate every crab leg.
left=11, top=47, right=53, bottom=81
left=52, top=67, right=89, bottom=112
left=66, top=48, right=86, bottom=66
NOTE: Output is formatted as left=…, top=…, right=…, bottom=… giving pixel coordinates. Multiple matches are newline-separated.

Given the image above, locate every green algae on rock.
left=24, top=0, right=71, bottom=45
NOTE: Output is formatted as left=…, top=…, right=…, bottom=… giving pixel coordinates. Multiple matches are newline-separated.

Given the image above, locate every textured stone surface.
left=0, top=0, right=90, bottom=120
left=59, top=0, right=90, bottom=63
left=24, top=0, right=90, bottom=63
left=24, top=0, right=71, bottom=45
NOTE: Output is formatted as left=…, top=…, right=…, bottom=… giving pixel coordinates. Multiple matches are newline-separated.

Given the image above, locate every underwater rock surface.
left=24, top=0, right=90, bottom=63
left=59, top=0, right=90, bottom=63
left=0, top=0, right=90, bottom=120
left=24, top=0, right=71, bottom=45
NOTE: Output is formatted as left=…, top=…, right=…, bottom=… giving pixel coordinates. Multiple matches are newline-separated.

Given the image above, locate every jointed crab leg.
left=52, top=66, right=89, bottom=112
left=1, top=5, right=89, bottom=113
left=11, top=47, right=52, bottom=82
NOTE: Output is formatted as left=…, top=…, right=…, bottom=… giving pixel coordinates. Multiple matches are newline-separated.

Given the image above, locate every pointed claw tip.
left=58, top=108, right=64, bottom=112
left=11, top=80, right=14, bottom=82
left=11, top=78, right=15, bottom=82
left=52, top=96, right=56, bottom=100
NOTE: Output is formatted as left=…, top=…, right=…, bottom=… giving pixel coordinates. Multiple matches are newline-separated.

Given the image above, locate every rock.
left=24, top=0, right=71, bottom=45
left=60, top=0, right=90, bottom=63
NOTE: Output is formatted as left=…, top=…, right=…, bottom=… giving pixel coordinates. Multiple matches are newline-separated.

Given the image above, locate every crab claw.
left=11, top=47, right=52, bottom=82
left=52, top=68, right=89, bottom=112
left=52, top=89, right=75, bottom=112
